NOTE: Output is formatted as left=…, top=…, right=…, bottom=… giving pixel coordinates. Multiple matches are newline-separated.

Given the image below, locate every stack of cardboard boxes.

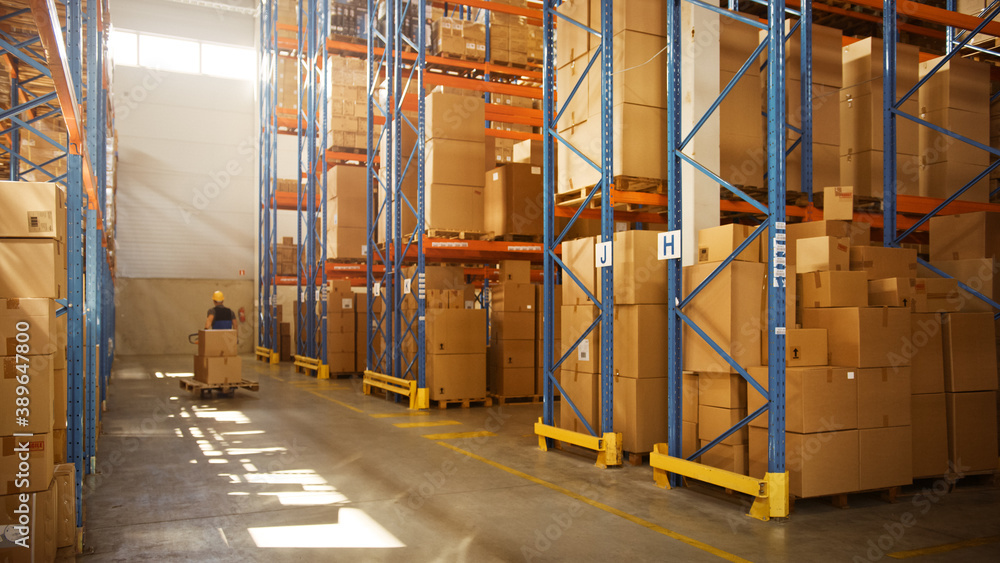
left=276, top=237, right=297, bottom=276
left=535, top=279, right=562, bottom=397
left=488, top=261, right=536, bottom=397
left=327, top=280, right=357, bottom=373
left=19, top=118, right=69, bottom=183
left=326, top=164, right=367, bottom=260
left=489, top=0, right=542, bottom=66
left=194, top=329, right=241, bottom=385
left=426, top=91, right=487, bottom=233
left=764, top=21, right=842, bottom=192
left=354, top=291, right=384, bottom=373
left=918, top=56, right=991, bottom=202
left=840, top=38, right=920, bottom=198
left=556, top=0, right=668, bottom=194
left=0, top=181, right=75, bottom=558
left=559, top=237, right=602, bottom=434
left=326, top=54, right=370, bottom=151
left=430, top=17, right=485, bottom=61
left=484, top=163, right=544, bottom=239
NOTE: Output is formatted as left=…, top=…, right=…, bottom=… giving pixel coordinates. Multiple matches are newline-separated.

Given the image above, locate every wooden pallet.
left=791, top=486, right=901, bottom=510
left=555, top=176, right=670, bottom=210
left=430, top=397, right=493, bottom=409
left=178, top=378, right=259, bottom=398
left=624, top=451, right=652, bottom=467
left=486, top=233, right=542, bottom=243
left=331, top=371, right=362, bottom=379
left=489, top=393, right=544, bottom=405
left=555, top=185, right=602, bottom=208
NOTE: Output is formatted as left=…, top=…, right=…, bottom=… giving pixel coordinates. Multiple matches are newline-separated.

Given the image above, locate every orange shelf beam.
left=271, top=191, right=323, bottom=211
left=842, top=0, right=1000, bottom=37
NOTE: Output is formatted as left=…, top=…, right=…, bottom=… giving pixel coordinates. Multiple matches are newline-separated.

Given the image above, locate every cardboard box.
left=193, top=355, right=243, bottom=385
left=699, top=442, right=748, bottom=475
left=683, top=421, right=698, bottom=459
left=426, top=92, right=485, bottom=141
left=328, top=352, right=355, bottom=373
left=1, top=433, right=53, bottom=494
left=839, top=82, right=920, bottom=155
left=909, top=314, right=945, bottom=394
left=328, top=330, right=355, bottom=355
left=857, top=367, right=912, bottom=428
left=559, top=370, right=599, bottom=434
left=748, top=366, right=858, bottom=432
left=0, top=239, right=66, bottom=299
left=614, top=230, right=669, bottom=304
left=484, top=164, right=543, bottom=236
left=612, top=304, right=668, bottom=379
left=823, top=186, right=854, bottom=221
left=489, top=339, right=534, bottom=369
left=491, top=282, right=535, bottom=312
left=0, top=298, right=57, bottom=356
left=786, top=220, right=870, bottom=266
left=850, top=246, right=918, bottom=280
left=561, top=305, right=601, bottom=373
left=0, top=181, right=66, bottom=239
left=840, top=150, right=920, bottom=199
left=561, top=237, right=596, bottom=305
left=425, top=309, right=487, bottom=354
left=425, top=184, right=485, bottom=233
left=868, top=278, right=916, bottom=308
left=945, top=391, right=999, bottom=472
left=859, top=426, right=914, bottom=490
left=0, top=482, right=57, bottom=561
left=787, top=430, right=860, bottom=497
left=53, top=367, right=66, bottom=430
left=53, top=463, right=75, bottom=548
left=924, top=258, right=997, bottom=313
left=783, top=328, right=829, bottom=367
left=697, top=224, right=760, bottom=264
left=699, top=405, right=747, bottom=445
left=802, top=307, right=911, bottom=368
left=197, top=329, right=237, bottom=357
left=426, top=353, right=487, bottom=401
left=698, top=372, right=747, bottom=409
left=489, top=365, right=535, bottom=397
left=328, top=311, right=356, bottom=335
left=798, top=270, right=869, bottom=308
left=426, top=139, right=486, bottom=186
left=842, top=38, right=919, bottom=90
left=918, top=108, right=989, bottom=167
left=919, top=160, right=991, bottom=203
left=918, top=56, right=990, bottom=114
left=912, top=393, right=949, bottom=478
left=682, top=261, right=765, bottom=373
left=498, top=260, right=530, bottom=283
left=942, top=312, right=999, bottom=392
left=748, top=426, right=767, bottom=478
left=913, top=278, right=962, bottom=313
left=513, top=139, right=542, bottom=165
left=613, top=376, right=669, bottom=453
left=929, top=211, right=1000, bottom=262
left=683, top=373, right=699, bottom=423
left=1, top=355, right=54, bottom=436
left=491, top=312, right=534, bottom=342
left=796, top=236, right=850, bottom=274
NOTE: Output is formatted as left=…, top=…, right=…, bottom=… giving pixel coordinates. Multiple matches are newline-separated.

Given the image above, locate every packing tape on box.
left=6, top=299, right=21, bottom=309
left=883, top=415, right=889, bottom=427
left=882, top=307, right=889, bottom=327
left=827, top=370, right=833, bottom=383
left=882, top=367, right=889, bottom=382
left=813, top=271, right=822, bottom=287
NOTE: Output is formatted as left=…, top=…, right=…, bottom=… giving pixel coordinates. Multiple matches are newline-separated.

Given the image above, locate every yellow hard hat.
left=212, top=291, right=224, bottom=302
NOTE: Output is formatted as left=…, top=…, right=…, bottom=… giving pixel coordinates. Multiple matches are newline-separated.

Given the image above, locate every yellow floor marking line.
left=370, top=412, right=432, bottom=418
left=307, top=390, right=364, bottom=413
left=422, top=431, right=496, bottom=440
left=888, top=535, right=1000, bottom=559
left=437, top=442, right=751, bottom=563
left=394, top=420, right=462, bottom=429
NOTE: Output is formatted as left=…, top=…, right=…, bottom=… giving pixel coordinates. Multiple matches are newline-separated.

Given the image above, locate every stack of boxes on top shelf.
left=484, top=157, right=544, bottom=241
left=275, top=56, right=299, bottom=111
left=401, top=266, right=487, bottom=403
left=326, top=164, right=367, bottom=260
left=840, top=38, right=919, bottom=198
left=556, top=0, right=667, bottom=194
left=276, top=237, right=297, bottom=276
left=19, top=117, right=69, bottom=183
left=487, top=94, right=537, bottom=165
left=194, top=329, right=241, bottom=385
left=0, top=181, right=78, bottom=559
left=488, top=261, right=536, bottom=398
left=490, top=0, right=543, bottom=66
left=558, top=231, right=671, bottom=455
left=918, top=56, right=992, bottom=202
left=762, top=21, right=842, bottom=192
left=327, top=280, right=357, bottom=373
left=327, top=54, right=370, bottom=151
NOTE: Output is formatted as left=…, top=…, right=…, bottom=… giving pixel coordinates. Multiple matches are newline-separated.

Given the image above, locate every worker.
left=205, top=290, right=237, bottom=330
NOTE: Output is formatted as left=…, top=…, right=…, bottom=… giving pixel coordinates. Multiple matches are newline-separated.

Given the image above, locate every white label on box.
left=657, top=230, right=682, bottom=260
left=595, top=241, right=612, bottom=268
left=373, top=282, right=381, bottom=297
left=342, top=298, right=353, bottom=309
left=403, top=279, right=412, bottom=295
left=465, top=300, right=474, bottom=309
left=493, top=171, right=499, bottom=181
left=615, top=221, right=629, bottom=232
left=531, top=166, right=541, bottom=175
left=847, top=371, right=855, bottom=380
left=361, top=245, right=367, bottom=256
left=578, top=339, right=590, bottom=362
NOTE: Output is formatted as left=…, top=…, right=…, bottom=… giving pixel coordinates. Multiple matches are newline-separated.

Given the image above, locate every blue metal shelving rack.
left=883, top=0, right=1000, bottom=319
left=363, top=0, right=430, bottom=409
left=1, top=0, right=115, bottom=533
left=257, top=0, right=280, bottom=364
left=533, top=0, right=622, bottom=467
left=646, top=0, right=789, bottom=520
left=293, top=0, right=331, bottom=378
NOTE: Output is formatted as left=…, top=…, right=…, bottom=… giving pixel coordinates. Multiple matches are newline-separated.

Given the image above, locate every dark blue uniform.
left=208, top=305, right=236, bottom=330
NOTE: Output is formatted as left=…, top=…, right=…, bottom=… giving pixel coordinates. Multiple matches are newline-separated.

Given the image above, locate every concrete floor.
left=77, top=355, right=1000, bottom=562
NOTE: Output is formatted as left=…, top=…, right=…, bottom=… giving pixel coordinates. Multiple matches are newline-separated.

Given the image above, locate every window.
left=110, top=29, right=255, bottom=81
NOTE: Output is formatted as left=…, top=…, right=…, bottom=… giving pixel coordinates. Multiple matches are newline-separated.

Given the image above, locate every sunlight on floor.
left=247, top=509, right=406, bottom=548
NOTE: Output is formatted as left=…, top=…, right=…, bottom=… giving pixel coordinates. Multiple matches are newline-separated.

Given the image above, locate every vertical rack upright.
left=258, top=0, right=280, bottom=364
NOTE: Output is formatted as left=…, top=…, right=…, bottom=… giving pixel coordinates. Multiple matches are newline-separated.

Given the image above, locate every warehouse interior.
left=1, top=0, right=1000, bottom=561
